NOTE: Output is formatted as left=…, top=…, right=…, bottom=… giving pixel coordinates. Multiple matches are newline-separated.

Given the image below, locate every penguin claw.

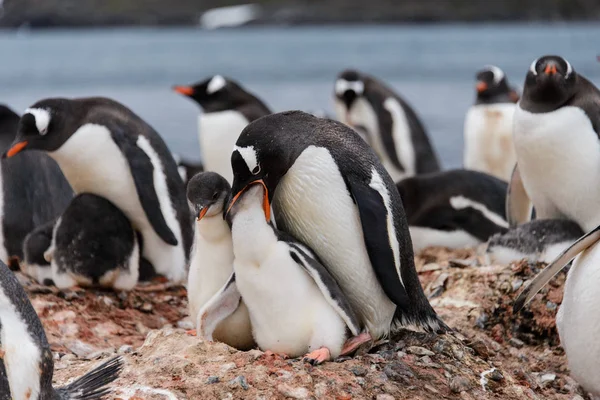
left=303, top=347, right=331, bottom=365
left=340, top=332, right=372, bottom=356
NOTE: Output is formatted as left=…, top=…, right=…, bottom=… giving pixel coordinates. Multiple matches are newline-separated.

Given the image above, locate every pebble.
left=475, top=313, right=489, bottom=329
left=350, top=365, right=368, bottom=377
left=488, top=369, right=504, bottom=382
left=277, top=384, right=310, bottom=399
left=177, top=319, right=194, bottom=330
left=540, top=373, right=556, bottom=385
left=407, top=346, right=435, bottom=356
left=61, top=353, right=77, bottom=362
left=136, top=321, right=150, bottom=335
left=376, top=395, right=395, bottom=400
left=469, top=340, right=494, bottom=359
left=546, top=301, right=557, bottom=311
left=50, top=310, right=76, bottom=322
left=141, top=302, right=153, bottom=313
left=85, top=348, right=115, bottom=360
left=509, top=338, right=524, bottom=349
left=449, top=376, right=472, bottom=393
left=65, top=340, right=97, bottom=358
left=228, top=375, right=249, bottom=390
left=383, top=361, right=415, bottom=383
left=220, top=362, right=237, bottom=372
left=511, top=279, right=523, bottom=292
left=101, top=296, right=114, bottom=307
left=207, top=376, right=220, bottom=384
left=118, top=345, right=134, bottom=354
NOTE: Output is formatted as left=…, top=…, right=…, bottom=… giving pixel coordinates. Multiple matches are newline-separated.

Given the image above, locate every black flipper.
left=109, top=127, right=177, bottom=246
left=56, top=356, right=123, bottom=400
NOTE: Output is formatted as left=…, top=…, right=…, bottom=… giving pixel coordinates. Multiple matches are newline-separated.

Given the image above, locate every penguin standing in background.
left=397, top=169, right=508, bottom=252
left=172, top=152, right=203, bottom=186
left=333, top=69, right=440, bottom=181
left=0, top=260, right=122, bottom=399
left=3, top=97, right=193, bottom=283
left=173, top=76, right=271, bottom=183
left=463, top=65, right=520, bottom=181
left=219, top=182, right=361, bottom=364
left=230, top=111, right=447, bottom=350
left=186, top=172, right=254, bottom=350
left=0, top=105, right=72, bottom=268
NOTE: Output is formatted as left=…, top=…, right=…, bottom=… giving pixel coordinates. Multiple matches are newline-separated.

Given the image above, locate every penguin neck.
left=231, top=200, right=278, bottom=264
left=196, top=213, right=230, bottom=242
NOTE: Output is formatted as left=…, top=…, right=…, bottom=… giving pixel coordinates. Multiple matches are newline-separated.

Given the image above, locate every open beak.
left=4, top=141, right=28, bottom=158
left=227, top=180, right=270, bottom=222
left=173, top=86, right=194, bottom=96
left=544, top=63, right=558, bottom=75
left=197, top=206, right=209, bottom=221
left=476, top=81, right=488, bottom=93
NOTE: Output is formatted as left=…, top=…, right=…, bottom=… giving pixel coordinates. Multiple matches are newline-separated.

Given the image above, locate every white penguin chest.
left=199, top=111, right=249, bottom=183
left=513, top=106, right=600, bottom=231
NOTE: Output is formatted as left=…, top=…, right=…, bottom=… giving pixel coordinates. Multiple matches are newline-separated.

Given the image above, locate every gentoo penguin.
left=0, top=260, right=123, bottom=399
left=21, top=219, right=55, bottom=285
left=173, top=75, right=271, bottom=182
left=514, top=226, right=600, bottom=397
left=463, top=65, right=519, bottom=181
left=333, top=69, right=440, bottom=181
left=3, top=97, right=194, bottom=283
left=172, top=153, right=203, bottom=186
left=0, top=105, right=72, bottom=267
left=186, top=172, right=254, bottom=350
left=396, top=169, right=509, bottom=252
left=486, top=218, right=583, bottom=265
left=222, top=182, right=361, bottom=363
left=230, top=111, right=447, bottom=344
left=508, top=55, right=600, bottom=232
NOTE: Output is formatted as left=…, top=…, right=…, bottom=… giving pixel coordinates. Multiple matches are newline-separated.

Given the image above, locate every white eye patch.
left=24, top=108, right=50, bottom=135
left=233, top=145, right=258, bottom=173
left=335, top=79, right=365, bottom=96
left=207, top=75, right=226, bottom=95
left=484, top=65, right=505, bottom=85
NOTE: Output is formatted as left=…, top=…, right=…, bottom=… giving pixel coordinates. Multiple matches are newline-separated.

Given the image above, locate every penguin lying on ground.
left=397, top=169, right=509, bottom=252
left=0, top=260, right=123, bottom=399
left=486, top=219, right=583, bottom=265
left=174, top=75, right=271, bottom=183
left=186, top=172, right=254, bottom=350
left=463, top=65, right=519, bottom=181
left=208, top=182, right=361, bottom=364
left=3, top=97, right=193, bottom=284
left=333, top=69, right=440, bottom=181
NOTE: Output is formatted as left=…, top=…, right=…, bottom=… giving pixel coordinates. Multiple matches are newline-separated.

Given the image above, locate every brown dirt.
left=22, top=246, right=588, bottom=400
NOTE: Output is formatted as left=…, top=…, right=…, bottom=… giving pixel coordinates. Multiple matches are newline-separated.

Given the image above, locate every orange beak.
left=173, top=86, right=194, bottom=96
left=197, top=207, right=209, bottom=221
left=5, top=141, right=28, bottom=158
left=476, top=81, right=488, bottom=93
left=544, top=64, right=558, bottom=75
left=227, top=180, right=270, bottom=222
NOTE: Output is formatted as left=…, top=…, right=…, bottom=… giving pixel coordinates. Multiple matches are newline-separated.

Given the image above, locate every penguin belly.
left=557, top=241, right=600, bottom=397
left=48, top=125, right=186, bottom=282
left=514, top=106, right=600, bottom=232
left=273, top=147, right=396, bottom=339
left=199, top=111, right=249, bottom=183
left=234, top=242, right=348, bottom=358
left=187, top=217, right=254, bottom=349
left=464, top=103, right=516, bottom=181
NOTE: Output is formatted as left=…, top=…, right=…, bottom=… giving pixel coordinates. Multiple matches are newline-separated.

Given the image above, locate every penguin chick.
left=0, top=260, right=123, bottom=399
left=21, top=219, right=56, bottom=286
left=226, top=182, right=361, bottom=364
left=186, top=172, right=254, bottom=350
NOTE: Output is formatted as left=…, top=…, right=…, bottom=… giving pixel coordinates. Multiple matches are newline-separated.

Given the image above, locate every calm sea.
left=0, top=24, right=598, bottom=168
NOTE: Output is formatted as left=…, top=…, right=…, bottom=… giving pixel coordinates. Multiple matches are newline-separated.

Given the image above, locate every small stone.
left=451, top=345, right=465, bottom=360
left=425, top=384, right=439, bottom=394
left=407, top=346, right=434, bottom=356
left=136, top=322, right=150, bottom=335
left=141, top=302, right=153, bottom=313
left=571, top=396, right=585, bottom=400
left=356, top=377, right=365, bottom=386
left=433, top=340, right=452, bottom=356
left=207, top=376, right=220, bottom=384
left=177, top=319, right=194, bottom=330
left=384, top=361, right=414, bottom=383
left=61, top=353, right=77, bottom=362
left=53, top=352, right=60, bottom=360
left=475, top=313, right=489, bottom=329
left=84, top=348, right=115, bottom=360
left=118, top=291, right=128, bottom=301
left=350, top=365, right=368, bottom=377
left=220, top=362, right=237, bottom=372
left=449, top=376, right=471, bottom=393
left=511, top=279, right=523, bottom=292
left=488, top=369, right=504, bottom=381
left=228, top=375, right=249, bottom=390
left=396, top=351, right=407, bottom=359
left=246, top=349, right=263, bottom=361
left=469, top=340, right=494, bottom=359
left=101, top=296, right=114, bottom=307
left=540, top=373, right=556, bottom=385
left=509, top=338, right=524, bottom=348
left=60, top=290, right=79, bottom=300
left=118, top=345, right=134, bottom=354
left=421, top=263, right=442, bottom=272
left=277, top=384, right=310, bottom=399
left=376, top=395, right=395, bottom=400
left=546, top=301, right=557, bottom=311
left=50, top=310, right=76, bottom=322
left=64, top=340, right=97, bottom=358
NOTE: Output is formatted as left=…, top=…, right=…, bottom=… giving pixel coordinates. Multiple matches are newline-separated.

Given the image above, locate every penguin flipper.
left=197, top=273, right=242, bottom=340
left=506, top=164, right=533, bottom=228
left=513, top=224, right=600, bottom=313
left=110, top=130, right=178, bottom=246
left=56, top=356, right=123, bottom=399
left=289, top=244, right=361, bottom=336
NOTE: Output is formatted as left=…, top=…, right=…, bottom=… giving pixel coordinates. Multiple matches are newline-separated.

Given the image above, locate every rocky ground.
left=23, top=245, right=588, bottom=400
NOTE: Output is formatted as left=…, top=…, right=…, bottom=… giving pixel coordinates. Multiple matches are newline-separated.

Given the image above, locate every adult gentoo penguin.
left=0, top=105, right=72, bottom=268
left=230, top=111, right=447, bottom=342
left=173, top=75, right=271, bottom=182
left=514, top=226, right=600, bottom=397
left=0, top=260, right=123, bottom=399
left=224, top=183, right=361, bottom=363
left=186, top=172, right=254, bottom=350
left=397, top=169, right=508, bottom=252
left=3, top=97, right=193, bottom=283
left=463, top=65, right=519, bottom=181
left=333, top=69, right=440, bottom=181
left=508, top=55, right=600, bottom=232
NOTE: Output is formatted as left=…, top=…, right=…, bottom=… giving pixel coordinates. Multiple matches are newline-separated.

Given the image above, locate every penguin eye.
left=252, top=164, right=261, bottom=175
left=212, top=192, right=219, bottom=200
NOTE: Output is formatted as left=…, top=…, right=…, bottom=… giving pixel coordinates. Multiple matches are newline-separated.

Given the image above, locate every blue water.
left=0, top=24, right=598, bottom=168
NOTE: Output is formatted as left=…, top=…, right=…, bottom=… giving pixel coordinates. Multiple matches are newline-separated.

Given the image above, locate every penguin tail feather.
left=392, top=308, right=452, bottom=335
left=57, top=356, right=123, bottom=399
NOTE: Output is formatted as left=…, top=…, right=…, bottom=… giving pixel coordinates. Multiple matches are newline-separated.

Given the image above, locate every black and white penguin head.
left=187, top=171, right=231, bottom=220
left=522, top=55, right=577, bottom=108
left=173, top=75, right=255, bottom=113
left=474, top=65, right=519, bottom=104
left=334, top=69, right=366, bottom=110
left=2, top=98, right=78, bottom=158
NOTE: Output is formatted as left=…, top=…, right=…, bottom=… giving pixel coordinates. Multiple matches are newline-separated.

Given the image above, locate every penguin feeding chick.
left=173, top=75, right=271, bottom=183
left=3, top=97, right=194, bottom=283
left=0, top=260, right=123, bottom=399
left=231, top=111, right=447, bottom=343
left=223, top=182, right=361, bottom=363
left=186, top=172, right=254, bottom=350
left=463, top=65, right=519, bottom=181
left=333, top=69, right=440, bottom=181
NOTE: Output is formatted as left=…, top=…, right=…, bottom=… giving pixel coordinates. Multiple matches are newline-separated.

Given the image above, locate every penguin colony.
left=0, top=53, right=597, bottom=397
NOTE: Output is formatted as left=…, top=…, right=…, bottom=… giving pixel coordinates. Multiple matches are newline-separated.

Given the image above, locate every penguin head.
left=523, top=55, right=577, bottom=107
left=3, top=98, right=76, bottom=158
left=334, top=69, right=365, bottom=110
left=474, top=65, right=519, bottom=103
left=187, top=171, right=231, bottom=221
left=173, top=75, right=255, bottom=113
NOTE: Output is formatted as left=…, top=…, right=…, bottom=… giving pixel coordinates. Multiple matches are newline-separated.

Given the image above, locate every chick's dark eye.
left=212, top=192, right=219, bottom=200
